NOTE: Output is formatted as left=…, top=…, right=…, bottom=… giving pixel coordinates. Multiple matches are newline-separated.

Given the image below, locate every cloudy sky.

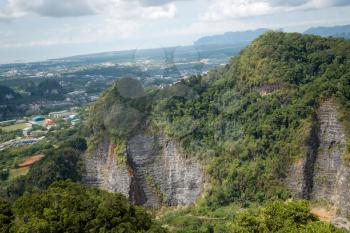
left=0, top=0, right=350, bottom=63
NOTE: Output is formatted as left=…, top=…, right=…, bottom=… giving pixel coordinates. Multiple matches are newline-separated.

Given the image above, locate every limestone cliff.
left=285, top=118, right=319, bottom=199
left=83, top=131, right=204, bottom=208
left=312, top=100, right=350, bottom=218
left=286, top=100, right=350, bottom=226
left=83, top=135, right=131, bottom=197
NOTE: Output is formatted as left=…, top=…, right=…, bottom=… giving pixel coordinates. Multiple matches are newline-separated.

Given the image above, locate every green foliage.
left=0, top=197, right=13, bottom=233
left=1, top=128, right=85, bottom=198
left=0, top=129, right=23, bottom=143
left=0, top=142, right=53, bottom=174
left=5, top=147, right=83, bottom=199
left=35, top=79, right=65, bottom=100
left=31, top=124, right=46, bottom=131
left=0, top=168, right=9, bottom=181
left=160, top=201, right=344, bottom=233
left=65, top=137, right=88, bottom=152
left=160, top=207, right=226, bottom=233
left=87, top=77, right=153, bottom=141
left=0, top=85, right=21, bottom=104
left=8, top=180, right=166, bottom=233
left=230, top=200, right=347, bottom=233
left=114, top=138, right=127, bottom=164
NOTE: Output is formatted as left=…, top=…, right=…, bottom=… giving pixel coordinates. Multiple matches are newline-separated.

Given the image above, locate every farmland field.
left=1, top=123, right=29, bottom=132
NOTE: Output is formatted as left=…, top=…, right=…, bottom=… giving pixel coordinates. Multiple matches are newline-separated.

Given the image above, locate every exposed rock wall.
left=83, top=135, right=131, bottom=197
left=285, top=119, right=319, bottom=199
left=311, top=100, right=350, bottom=218
left=286, top=100, right=350, bottom=220
left=83, top=131, right=204, bottom=208
left=127, top=134, right=204, bottom=207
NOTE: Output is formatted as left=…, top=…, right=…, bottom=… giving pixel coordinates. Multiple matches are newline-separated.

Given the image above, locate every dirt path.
left=18, top=154, right=44, bottom=168
left=311, top=207, right=336, bottom=222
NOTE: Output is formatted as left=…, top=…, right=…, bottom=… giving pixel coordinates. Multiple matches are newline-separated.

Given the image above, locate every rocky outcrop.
left=332, top=217, right=350, bottom=231
left=311, top=100, right=350, bottom=218
left=285, top=119, right=319, bottom=199
left=83, top=131, right=204, bottom=208
left=286, top=100, right=350, bottom=221
left=83, top=135, right=131, bottom=197
left=127, top=133, right=203, bottom=207
left=256, top=83, right=283, bottom=96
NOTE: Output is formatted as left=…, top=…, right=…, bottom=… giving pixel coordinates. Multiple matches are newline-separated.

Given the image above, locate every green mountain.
left=84, top=32, right=350, bottom=231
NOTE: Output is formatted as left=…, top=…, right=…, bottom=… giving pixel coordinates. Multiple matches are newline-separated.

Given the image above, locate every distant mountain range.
left=193, top=24, right=350, bottom=47
left=304, top=24, right=350, bottom=39
left=193, top=28, right=269, bottom=46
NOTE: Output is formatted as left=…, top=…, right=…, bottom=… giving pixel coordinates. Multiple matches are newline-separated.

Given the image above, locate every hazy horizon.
left=1, top=0, right=350, bottom=64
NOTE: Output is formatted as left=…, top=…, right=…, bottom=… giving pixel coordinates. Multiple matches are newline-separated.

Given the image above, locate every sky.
left=0, top=0, right=350, bottom=63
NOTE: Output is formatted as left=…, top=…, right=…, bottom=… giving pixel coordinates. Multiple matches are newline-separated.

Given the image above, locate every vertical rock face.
left=127, top=133, right=204, bottom=207
left=83, top=132, right=204, bottom=208
left=285, top=120, right=319, bottom=199
left=285, top=158, right=308, bottom=198
left=286, top=100, right=350, bottom=219
left=83, top=136, right=131, bottom=197
left=312, top=100, right=350, bottom=217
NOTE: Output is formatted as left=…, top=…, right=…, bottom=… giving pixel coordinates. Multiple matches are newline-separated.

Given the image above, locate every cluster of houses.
left=23, top=110, right=80, bottom=136
left=0, top=109, right=80, bottom=151
left=0, top=137, right=45, bottom=151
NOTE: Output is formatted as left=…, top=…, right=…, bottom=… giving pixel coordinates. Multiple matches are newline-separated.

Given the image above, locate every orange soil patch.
left=18, top=155, right=44, bottom=168
left=311, top=207, right=336, bottom=222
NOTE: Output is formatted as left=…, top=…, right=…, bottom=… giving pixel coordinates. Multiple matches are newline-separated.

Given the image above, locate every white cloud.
left=0, top=17, right=141, bottom=49
left=141, top=3, right=176, bottom=19
left=0, top=0, right=178, bottom=49
left=138, top=0, right=189, bottom=6
left=202, top=0, right=350, bottom=21
left=90, top=0, right=177, bottom=20
left=0, top=0, right=179, bottom=21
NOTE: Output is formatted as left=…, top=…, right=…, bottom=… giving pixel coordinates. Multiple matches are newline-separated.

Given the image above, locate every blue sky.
left=0, top=0, right=350, bottom=63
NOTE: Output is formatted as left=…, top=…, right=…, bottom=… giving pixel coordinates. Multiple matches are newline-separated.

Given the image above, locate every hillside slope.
left=85, top=32, right=350, bottom=230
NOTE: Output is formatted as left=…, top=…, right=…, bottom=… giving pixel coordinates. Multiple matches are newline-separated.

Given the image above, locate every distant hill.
left=0, top=85, right=21, bottom=103
left=53, top=44, right=245, bottom=66
left=24, top=79, right=65, bottom=100
left=37, top=79, right=65, bottom=99
left=193, top=28, right=269, bottom=46
left=304, top=24, right=350, bottom=39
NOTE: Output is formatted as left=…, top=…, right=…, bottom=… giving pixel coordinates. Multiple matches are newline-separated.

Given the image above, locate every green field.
left=1, top=123, right=28, bottom=132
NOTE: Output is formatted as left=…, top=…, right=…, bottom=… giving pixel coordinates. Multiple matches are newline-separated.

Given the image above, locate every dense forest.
left=0, top=181, right=165, bottom=232
left=1, top=31, right=350, bottom=232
